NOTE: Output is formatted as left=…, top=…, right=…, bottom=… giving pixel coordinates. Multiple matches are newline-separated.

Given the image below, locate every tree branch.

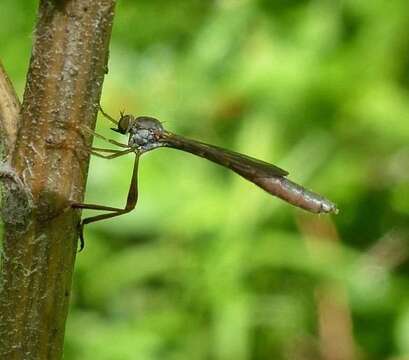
left=0, top=61, right=20, bottom=160
left=0, top=1, right=116, bottom=358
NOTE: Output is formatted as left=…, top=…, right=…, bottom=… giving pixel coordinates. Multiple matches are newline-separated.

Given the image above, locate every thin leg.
left=91, top=148, right=134, bottom=159
left=72, top=155, right=140, bottom=251
left=99, top=104, right=119, bottom=125
left=91, top=147, right=123, bottom=153
left=81, top=124, right=129, bottom=148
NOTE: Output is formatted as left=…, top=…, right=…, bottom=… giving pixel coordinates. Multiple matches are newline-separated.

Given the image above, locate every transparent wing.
left=160, top=132, right=338, bottom=214
left=162, top=133, right=289, bottom=178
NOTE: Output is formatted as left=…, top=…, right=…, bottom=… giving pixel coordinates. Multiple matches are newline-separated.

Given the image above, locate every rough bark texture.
left=0, top=1, right=116, bottom=359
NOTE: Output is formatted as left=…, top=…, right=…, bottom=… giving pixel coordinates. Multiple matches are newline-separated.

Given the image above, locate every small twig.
left=296, top=215, right=356, bottom=360
left=0, top=60, right=20, bottom=159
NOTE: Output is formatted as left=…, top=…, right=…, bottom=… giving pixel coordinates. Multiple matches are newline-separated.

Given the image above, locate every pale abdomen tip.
left=321, top=201, right=339, bottom=214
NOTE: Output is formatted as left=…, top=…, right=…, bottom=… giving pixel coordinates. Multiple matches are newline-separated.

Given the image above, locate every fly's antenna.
left=99, top=103, right=119, bottom=125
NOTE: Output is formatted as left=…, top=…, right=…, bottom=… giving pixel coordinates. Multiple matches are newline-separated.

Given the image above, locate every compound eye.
left=116, top=114, right=131, bottom=134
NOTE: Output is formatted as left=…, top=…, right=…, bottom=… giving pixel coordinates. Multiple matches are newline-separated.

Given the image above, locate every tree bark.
left=0, top=1, right=116, bottom=359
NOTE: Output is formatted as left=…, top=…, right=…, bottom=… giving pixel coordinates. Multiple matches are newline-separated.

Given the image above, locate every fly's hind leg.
left=72, top=154, right=140, bottom=251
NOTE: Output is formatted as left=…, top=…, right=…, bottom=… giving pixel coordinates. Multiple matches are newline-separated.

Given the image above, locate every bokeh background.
left=2, top=1, right=409, bottom=359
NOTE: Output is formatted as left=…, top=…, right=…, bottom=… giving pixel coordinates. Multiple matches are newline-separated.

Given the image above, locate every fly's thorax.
left=132, top=116, right=164, bottom=131
left=127, top=116, right=165, bottom=152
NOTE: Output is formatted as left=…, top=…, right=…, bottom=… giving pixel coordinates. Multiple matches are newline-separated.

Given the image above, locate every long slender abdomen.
left=161, top=132, right=338, bottom=214
left=252, top=176, right=338, bottom=214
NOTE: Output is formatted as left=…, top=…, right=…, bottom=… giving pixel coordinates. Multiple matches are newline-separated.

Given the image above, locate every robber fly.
left=72, top=108, right=338, bottom=250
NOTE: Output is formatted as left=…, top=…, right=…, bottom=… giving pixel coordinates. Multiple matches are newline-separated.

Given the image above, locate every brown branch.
left=296, top=215, right=356, bottom=360
left=0, top=61, right=20, bottom=159
left=0, top=1, right=116, bottom=359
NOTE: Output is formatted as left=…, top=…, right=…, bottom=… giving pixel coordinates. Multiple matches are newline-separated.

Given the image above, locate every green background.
left=1, top=1, right=409, bottom=359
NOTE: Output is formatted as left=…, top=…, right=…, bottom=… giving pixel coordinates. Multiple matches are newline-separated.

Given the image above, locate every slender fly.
left=72, top=108, right=338, bottom=250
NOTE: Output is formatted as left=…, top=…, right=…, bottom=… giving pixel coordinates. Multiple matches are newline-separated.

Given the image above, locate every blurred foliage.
left=1, top=0, right=409, bottom=359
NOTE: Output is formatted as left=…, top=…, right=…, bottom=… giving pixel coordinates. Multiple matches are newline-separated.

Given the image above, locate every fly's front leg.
left=80, top=124, right=129, bottom=148
left=72, top=154, right=140, bottom=251
left=99, top=104, right=119, bottom=125
left=90, top=147, right=134, bottom=159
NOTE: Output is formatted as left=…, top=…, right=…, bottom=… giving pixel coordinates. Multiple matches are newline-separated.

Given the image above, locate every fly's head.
left=111, top=113, right=165, bottom=152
